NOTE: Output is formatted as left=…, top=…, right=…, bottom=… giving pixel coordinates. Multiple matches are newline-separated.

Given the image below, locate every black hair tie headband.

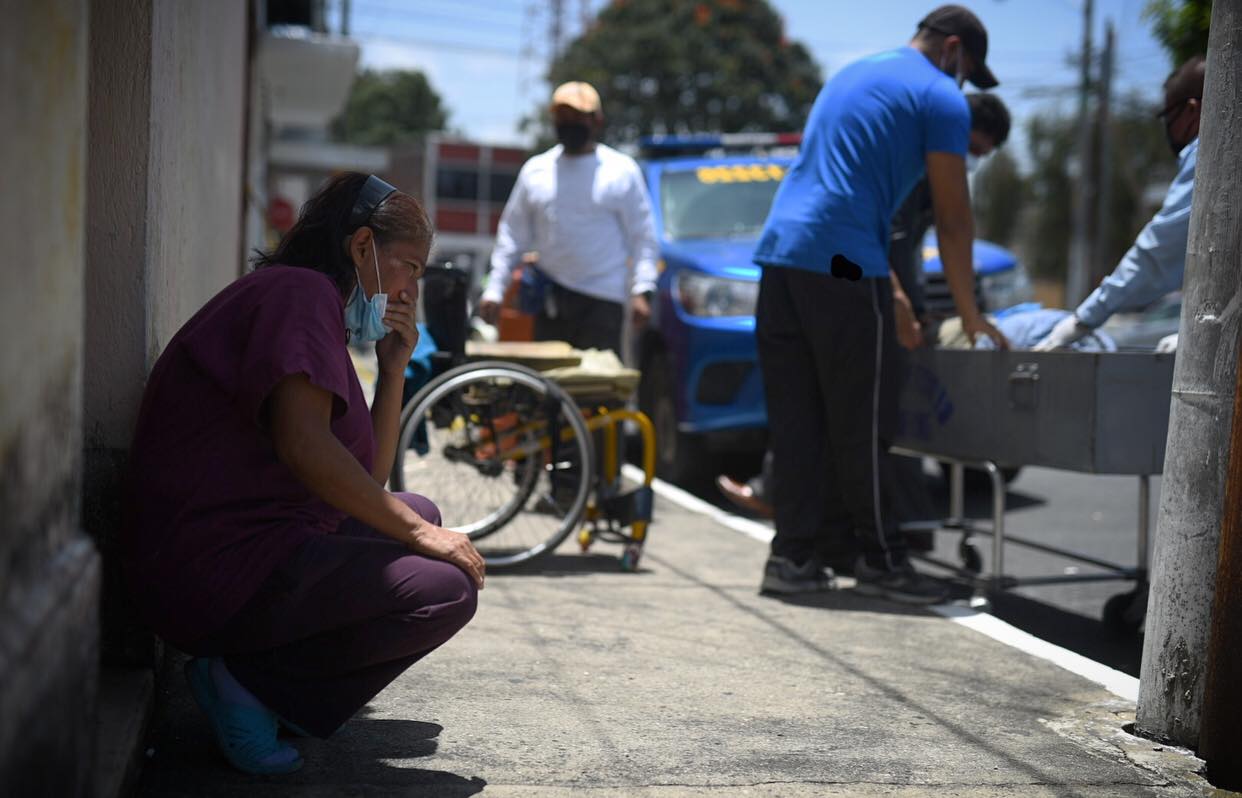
left=347, top=174, right=399, bottom=231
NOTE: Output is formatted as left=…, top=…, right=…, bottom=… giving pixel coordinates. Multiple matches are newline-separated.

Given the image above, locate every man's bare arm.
left=926, top=151, right=1007, bottom=348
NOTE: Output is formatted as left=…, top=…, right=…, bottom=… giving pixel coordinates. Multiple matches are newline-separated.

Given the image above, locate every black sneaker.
left=760, top=556, right=837, bottom=595
left=853, top=558, right=949, bottom=605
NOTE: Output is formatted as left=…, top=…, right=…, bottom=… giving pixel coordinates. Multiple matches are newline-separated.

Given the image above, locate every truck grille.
left=923, top=273, right=986, bottom=316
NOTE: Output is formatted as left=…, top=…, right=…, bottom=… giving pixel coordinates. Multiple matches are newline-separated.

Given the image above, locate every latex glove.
left=1155, top=333, right=1179, bottom=353
left=1033, top=314, right=1091, bottom=351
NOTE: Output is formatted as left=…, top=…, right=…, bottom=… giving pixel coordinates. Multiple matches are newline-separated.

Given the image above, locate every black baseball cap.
left=919, top=5, right=998, bottom=89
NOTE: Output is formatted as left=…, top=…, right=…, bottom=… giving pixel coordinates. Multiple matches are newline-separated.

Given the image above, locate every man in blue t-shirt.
left=753, top=5, right=1007, bottom=604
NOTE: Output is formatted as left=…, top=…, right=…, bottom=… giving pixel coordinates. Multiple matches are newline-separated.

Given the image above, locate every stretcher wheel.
left=958, top=540, right=983, bottom=574
left=620, top=543, right=643, bottom=571
left=1103, top=589, right=1146, bottom=633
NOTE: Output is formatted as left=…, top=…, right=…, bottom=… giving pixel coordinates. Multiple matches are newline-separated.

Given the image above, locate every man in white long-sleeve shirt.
left=478, top=81, right=660, bottom=353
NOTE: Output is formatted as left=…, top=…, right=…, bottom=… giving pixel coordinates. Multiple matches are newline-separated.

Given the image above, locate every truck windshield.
left=660, top=164, right=785, bottom=241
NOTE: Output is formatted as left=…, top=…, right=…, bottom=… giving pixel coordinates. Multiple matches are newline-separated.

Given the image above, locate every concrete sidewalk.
left=135, top=488, right=1212, bottom=797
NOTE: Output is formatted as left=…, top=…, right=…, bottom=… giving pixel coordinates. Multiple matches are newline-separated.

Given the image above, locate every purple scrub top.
left=123, top=265, right=375, bottom=647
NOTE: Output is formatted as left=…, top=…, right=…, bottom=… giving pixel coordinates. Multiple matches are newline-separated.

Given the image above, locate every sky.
left=337, top=0, right=1175, bottom=159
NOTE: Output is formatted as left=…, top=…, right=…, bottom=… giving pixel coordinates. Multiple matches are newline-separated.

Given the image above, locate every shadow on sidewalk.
left=136, top=656, right=488, bottom=796
left=492, top=551, right=653, bottom=577
left=645, top=551, right=1086, bottom=791
left=762, top=587, right=935, bottom=617
left=292, top=716, right=487, bottom=796
left=989, top=591, right=1143, bottom=676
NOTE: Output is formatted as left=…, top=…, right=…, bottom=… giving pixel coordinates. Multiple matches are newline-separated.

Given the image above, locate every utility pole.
left=1091, top=21, right=1114, bottom=286
left=1137, top=0, right=1242, bottom=754
left=1196, top=3, right=1242, bottom=785
left=1066, top=0, right=1095, bottom=306
left=340, top=0, right=351, bottom=36
left=549, top=0, right=566, bottom=64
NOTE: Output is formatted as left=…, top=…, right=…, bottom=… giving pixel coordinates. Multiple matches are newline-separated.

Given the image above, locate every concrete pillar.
left=83, top=0, right=249, bottom=664
left=1137, top=0, right=1242, bottom=748
left=0, top=0, right=100, bottom=794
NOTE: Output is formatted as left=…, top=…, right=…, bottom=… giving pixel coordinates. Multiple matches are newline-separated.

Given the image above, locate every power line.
left=350, top=6, right=523, bottom=34
left=355, top=30, right=523, bottom=59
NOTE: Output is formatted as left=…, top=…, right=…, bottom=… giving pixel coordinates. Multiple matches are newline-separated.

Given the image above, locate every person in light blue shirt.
left=1035, top=56, right=1206, bottom=351
left=752, top=5, right=1007, bottom=605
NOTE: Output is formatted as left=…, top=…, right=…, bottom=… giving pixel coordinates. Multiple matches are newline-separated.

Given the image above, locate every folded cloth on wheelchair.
left=541, top=349, right=641, bottom=402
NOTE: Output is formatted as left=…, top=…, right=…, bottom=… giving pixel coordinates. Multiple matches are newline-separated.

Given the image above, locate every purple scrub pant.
left=195, top=493, right=478, bottom=737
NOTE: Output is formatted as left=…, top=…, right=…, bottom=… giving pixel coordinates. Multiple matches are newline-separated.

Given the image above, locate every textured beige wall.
left=82, top=0, right=249, bottom=666
left=0, top=0, right=89, bottom=593
left=147, top=0, right=248, bottom=356
left=84, top=0, right=248, bottom=450
left=0, top=0, right=101, bottom=792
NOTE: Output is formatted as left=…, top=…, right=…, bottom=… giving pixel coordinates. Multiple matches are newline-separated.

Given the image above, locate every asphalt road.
left=682, top=458, right=1153, bottom=678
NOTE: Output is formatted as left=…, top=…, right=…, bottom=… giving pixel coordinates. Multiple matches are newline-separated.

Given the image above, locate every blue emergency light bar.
left=639, top=132, right=802, bottom=155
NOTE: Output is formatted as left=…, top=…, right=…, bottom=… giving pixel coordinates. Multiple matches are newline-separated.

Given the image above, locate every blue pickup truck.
left=634, top=134, right=1030, bottom=481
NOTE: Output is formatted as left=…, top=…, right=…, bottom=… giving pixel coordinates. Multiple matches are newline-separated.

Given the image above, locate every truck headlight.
left=674, top=272, right=759, bottom=318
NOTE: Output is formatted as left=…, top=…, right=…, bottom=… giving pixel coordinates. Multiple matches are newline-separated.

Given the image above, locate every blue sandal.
left=185, top=658, right=303, bottom=775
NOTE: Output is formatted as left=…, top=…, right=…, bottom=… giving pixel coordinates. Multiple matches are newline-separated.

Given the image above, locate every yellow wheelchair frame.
left=390, top=358, right=658, bottom=570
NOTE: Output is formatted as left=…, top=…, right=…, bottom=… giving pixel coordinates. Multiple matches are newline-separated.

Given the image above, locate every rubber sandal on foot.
left=185, top=658, right=303, bottom=775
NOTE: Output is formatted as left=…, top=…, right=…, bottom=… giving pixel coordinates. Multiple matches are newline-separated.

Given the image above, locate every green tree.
left=1143, top=0, right=1212, bottom=66
left=540, top=0, right=823, bottom=144
left=331, top=69, right=449, bottom=146
left=972, top=149, right=1026, bottom=249
left=1020, top=94, right=1175, bottom=283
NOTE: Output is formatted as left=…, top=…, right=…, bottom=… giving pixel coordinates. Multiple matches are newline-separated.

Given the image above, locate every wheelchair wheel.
left=391, top=361, right=594, bottom=568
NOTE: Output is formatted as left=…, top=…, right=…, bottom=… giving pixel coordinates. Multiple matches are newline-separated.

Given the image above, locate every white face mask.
left=966, top=153, right=981, bottom=173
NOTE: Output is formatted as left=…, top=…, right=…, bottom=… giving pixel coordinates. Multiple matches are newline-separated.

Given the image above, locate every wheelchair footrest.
left=597, top=485, right=654, bottom=529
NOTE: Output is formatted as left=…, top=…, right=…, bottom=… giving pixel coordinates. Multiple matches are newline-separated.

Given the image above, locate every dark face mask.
left=555, top=122, right=591, bottom=153
left=1161, top=100, right=1194, bottom=156
left=1164, top=123, right=1183, bottom=157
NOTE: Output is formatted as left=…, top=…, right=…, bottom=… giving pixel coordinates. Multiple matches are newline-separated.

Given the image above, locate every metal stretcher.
left=893, top=348, right=1176, bottom=630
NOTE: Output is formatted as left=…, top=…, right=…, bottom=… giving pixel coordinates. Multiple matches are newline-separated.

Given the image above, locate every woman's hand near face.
left=409, top=521, right=486, bottom=589
left=375, top=289, right=419, bottom=377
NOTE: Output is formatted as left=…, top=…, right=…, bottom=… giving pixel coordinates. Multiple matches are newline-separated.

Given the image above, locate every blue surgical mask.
left=344, top=242, right=389, bottom=343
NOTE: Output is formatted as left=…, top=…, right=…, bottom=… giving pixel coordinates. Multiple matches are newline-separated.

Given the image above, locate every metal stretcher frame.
left=891, top=446, right=1151, bottom=594
left=889, top=349, right=1171, bottom=625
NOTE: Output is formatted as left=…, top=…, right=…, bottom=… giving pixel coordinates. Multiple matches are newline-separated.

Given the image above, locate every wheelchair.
left=389, top=262, right=656, bottom=570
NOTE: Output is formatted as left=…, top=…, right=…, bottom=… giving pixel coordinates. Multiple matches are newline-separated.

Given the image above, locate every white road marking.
left=622, top=464, right=774, bottom=544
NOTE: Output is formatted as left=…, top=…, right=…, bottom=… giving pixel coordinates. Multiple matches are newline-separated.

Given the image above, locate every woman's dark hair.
left=966, top=92, right=1011, bottom=148
left=254, top=172, right=433, bottom=295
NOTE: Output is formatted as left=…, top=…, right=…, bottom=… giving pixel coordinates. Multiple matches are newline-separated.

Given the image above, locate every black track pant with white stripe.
left=755, top=265, right=908, bottom=570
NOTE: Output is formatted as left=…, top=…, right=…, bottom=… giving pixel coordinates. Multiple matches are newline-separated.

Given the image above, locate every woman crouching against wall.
left=121, top=173, right=484, bottom=775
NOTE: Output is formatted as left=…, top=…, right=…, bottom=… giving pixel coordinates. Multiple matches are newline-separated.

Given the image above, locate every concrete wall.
left=85, top=0, right=248, bottom=451
left=84, top=0, right=249, bottom=663
left=0, top=0, right=101, bottom=794
left=147, top=0, right=249, bottom=349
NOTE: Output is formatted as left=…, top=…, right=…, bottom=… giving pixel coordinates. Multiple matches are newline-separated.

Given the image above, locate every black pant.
left=755, top=266, right=907, bottom=570
left=534, top=282, right=625, bottom=354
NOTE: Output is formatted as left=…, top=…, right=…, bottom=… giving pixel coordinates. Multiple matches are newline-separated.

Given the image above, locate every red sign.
left=268, top=197, right=295, bottom=232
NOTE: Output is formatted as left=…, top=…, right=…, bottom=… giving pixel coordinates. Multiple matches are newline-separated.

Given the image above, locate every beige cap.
left=550, top=81, right=601, bottom=114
